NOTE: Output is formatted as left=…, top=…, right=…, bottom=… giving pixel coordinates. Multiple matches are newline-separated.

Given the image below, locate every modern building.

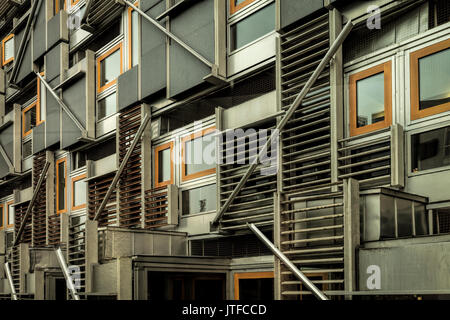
left=0, top=0, right=449, bottom=300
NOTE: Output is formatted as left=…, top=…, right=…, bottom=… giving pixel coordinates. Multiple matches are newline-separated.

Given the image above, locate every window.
left=349, top=61, right=392, bottom=136
left=0, top=204, right=3, bottom=230
left=6, top=201, right=14, bottom=228
left=72, top=151, right=86, bottom=170
left=230, top=0, right=258, bottom=15
left=410, top=38, right=450, bottom=120
left=230, top=2, right=275, bottom=51
left=71, top=174, right=87, bottom=210
left=56, top=158, right=67, bottom=214
left=411, top=125, right=450, bottom=172
left=71, top=0, right=80, bottom=6
left=234, top=272, right=273, bottom=300
left=96, top=43, right=123, bottom=93
left=182, top=184, right=216, bottom=215
left=23, top=140, right=32, bottom=159
left=22, top=103, right=37, bottom=137
left=128, top=1, right=139, bottom=69
left=181, top=127, right=216, bottom=181
left=2, top=34, right=14, bottom=66
left=54, top=0, right=66, bottom=15
left=97, top=92, right=117, bottom=120
left=154, top=142, right=174, bottom=188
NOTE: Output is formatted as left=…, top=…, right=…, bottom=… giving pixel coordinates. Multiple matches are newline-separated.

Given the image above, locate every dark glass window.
left=182, top=184, right=216, bottom=215
left=411, top=126, right=450, bottom=172
left=239, top=278, right=273, bottom=300
left=356, top=72, right=385, bottom=127
left=57, top=160, right=66, bottom=212
left=23, top=140, right=32, bottom=159
left=97, top=92, right=117, bottom=120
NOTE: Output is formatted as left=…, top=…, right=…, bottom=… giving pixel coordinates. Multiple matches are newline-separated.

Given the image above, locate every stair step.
left=282, top=246, right=344, bottom=255
left=282, top=279, right=344, bottom=285
left=282, top=202, right=343, bottom=215
left=291, top=257, right=344, bottom=265
left=281, top=235, right=343, bottom=245
left=282, top=213, right=344, bottom=225
left=281, top=224, right=343, bottom=235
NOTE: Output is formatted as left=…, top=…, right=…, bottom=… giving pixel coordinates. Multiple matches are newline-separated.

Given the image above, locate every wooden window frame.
left=410, top=38, right=450, bottom=121
left=56, top=158, right=68, bottom=215
left=349, top=61, right=392, bottom=137
left=2, top=34, right=14, bottom=66
left=36, top=72, right=44, bottom=126
left=22, top=102, right=37, bottom=137
left=71, top=0, right=80, bottom=6
left=128, top=1, right=139, bottom=70
left=0, top=204, right=3, bottom=230
left=181, top=126, right=216, bottom=182
left=55, top=0, right=67, bottom=14
left=154, top=142, right=174, bottom=188
left=71, top=173, right=87, bottom=211
left=230, top=0, right=258, bottom=15
left=6, top=201, right=14, bottom=229
left=96, top=42, right=123, bottom=94
left=234, top=271, right=274, bottom=300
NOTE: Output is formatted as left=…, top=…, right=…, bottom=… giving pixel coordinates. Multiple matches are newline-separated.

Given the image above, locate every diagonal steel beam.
left=12, top=161, right=50, bottom=247
left=4, top=262, right=18, bottom=300
left=9, top=0, right=41, bottom=85
left=55, top=248, right=80, bottom=300
left=122, top=0, right=214, bottom=68
left=36, top=72, right=87, bottom=134
left=248, top=223, right=329, bottom=300
left=94, top=113, right=150, bottom=221
left=0, top=141, right=14, bottom=170
left=212, top=20, right=354, bottom=225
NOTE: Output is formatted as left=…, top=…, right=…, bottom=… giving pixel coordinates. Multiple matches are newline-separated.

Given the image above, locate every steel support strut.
left=55, top=248, right=80, bottom=300
left=248, top=223, right=329, bottom=300
left=93, top=113, right=150, bottom=221
left=4, top=262, right=18, bottom=300
left=212, top=20, right=354, bottom=225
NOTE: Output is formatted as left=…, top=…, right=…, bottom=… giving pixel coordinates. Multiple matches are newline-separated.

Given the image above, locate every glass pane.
left=418, top=48, right=450, bottom=110
left=100, top=49, right=121, bottom=87
left=411, top=126, right=450, bottom=172
left=73, top=179, right=86, bottom=207
left=185, top=133, right=215, bottom=176
left=158, top=148, right=171, bottom=183
left=131, top=10, right=139, bottom=68
left=414, top=203, right=428, bottom=236
left=230, top=3, right=275, bottom=51
left=97, top=92, right=117, bottom=120
left=58, top=161, right=66, bottom=211
left=0, top=207, right=3, bottom=227
left=182, top=184, right=216, bottom=215
left=239, top=278, right=273, bottom=300
left=235, top=0, right=248, bottom=6
left=397, top=198, right=412, bottom=238
left=380, top=195, right=396, bottom=239
left=356, top=72, right=385, bottom=127
left=23, top=140, right=32, bottom=158
left=4, top=38, right=14, bottom=61
left=24, top=107, right=36, bottom=133
left=8, top=205, right=14, bottom=225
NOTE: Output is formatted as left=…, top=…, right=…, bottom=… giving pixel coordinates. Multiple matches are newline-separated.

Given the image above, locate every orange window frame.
left=181, top=126, right=216, bottom=182
left=128, top=1, right=139, bottom=70
left=2, top=34, right=14, bottom=66
left=154, top=142, right=174, bottom=188
left=0, top=204, right=3, bottom=230
left=71, top=174, right=87, bottom=211
left=230, top=0, right=258, bottom=15
left=6, top=201, right=14, bottom=229
left=71, top=0, right=80, bottom=6
left=56, top=158, right=68, bottom=215
left=410, top=38, right=450, bottom=121
left=22, top=102, right=37, bottom=137
left=55, top=0, right=67, bottom=13
left=349, top=61, right=392, bottom=137
left=234, top=271, right=274, bottom=300
left=96, top=42, right=123, bottom=93
left=36, top=72, right=44, bottom=126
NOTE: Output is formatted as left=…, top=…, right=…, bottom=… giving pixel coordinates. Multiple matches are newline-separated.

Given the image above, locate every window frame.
left=154, top=141, right=174, bottom=188
left=55, top=0, right=67, bottom=14
left=71, top=0, right=80, bottom=6
left=349, top=61, right=392, bottom=137
left=56, top=157, right=68, bottom=215
left=233, top=271, right=273, bottom=300
left=410, top=38, right=450, bottom=121
left=22, top=102, right=38, bottom=137
left=6, top=201, right=14, bottom=229
left=230, top=0, right=258, bottom=15
left=96, top=42, right=123, bottom=94
left=127, top=1, right=139, bottom=70
left=71, top=173, right=87, bottom=211
left=181, top=126, right=217, bottom=182
left=2, top=34, right=14, bottom=66
left=36, top=72, right=45, bottom=126
left=0, top=204, right=3, bottom=230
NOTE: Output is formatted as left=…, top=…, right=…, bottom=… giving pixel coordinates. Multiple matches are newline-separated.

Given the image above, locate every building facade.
left=0, top=0, right=449, bottom=300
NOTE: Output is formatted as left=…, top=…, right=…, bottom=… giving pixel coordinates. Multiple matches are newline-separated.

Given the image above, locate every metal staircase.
left=32, top=151, right=47, bottom=247
left=67, top=215, right=87, bottom=296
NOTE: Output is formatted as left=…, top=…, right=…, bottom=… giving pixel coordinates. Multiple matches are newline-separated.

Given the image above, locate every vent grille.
left=32, top=152, right=47, bottom=247
left=429, top=0, right=450, bottom=28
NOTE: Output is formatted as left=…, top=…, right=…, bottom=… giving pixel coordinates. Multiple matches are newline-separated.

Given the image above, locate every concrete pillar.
left=13, top=104, right=22, bottom=173
left=343, top=178, right=360, bottom=299
left=117, top=257, right=133, bottom=300
left=19, top=243, right=30, bottom=294
left=273, top=192, right=281, bottom=300
left=141, top=104, right=152, bottom=229
left=85, top=219, right=98, bottom=293
left=34, top=270, right=45, bottom=300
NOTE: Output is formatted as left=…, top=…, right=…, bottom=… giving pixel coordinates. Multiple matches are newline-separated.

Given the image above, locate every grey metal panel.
left=141, top=45, right=166, bottom=98
left=15, top=28, right=33, bottom=84
left=117, top=66, right=139, bottom=111
left=32, top=0, right=46, bottom=61
left=141, top=0, right=165, bottom=56
left=45, top=88, right=60, bottom=147
left=280, top=0, right=325, bottom=30
left=47, top=11, right=63, bottom=51
left=0, top=154, right=8, bottom=179
left=141, top=0, right=163, bottom=12
left=61, top=77, right=86, bottom=149
left=0, top=124, right=14, bottom=161
left=168, top=0, right=214, bottom=98
left=32, top=122, right=45, bottom=154
left=45, top=44, right=61, bottom=83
